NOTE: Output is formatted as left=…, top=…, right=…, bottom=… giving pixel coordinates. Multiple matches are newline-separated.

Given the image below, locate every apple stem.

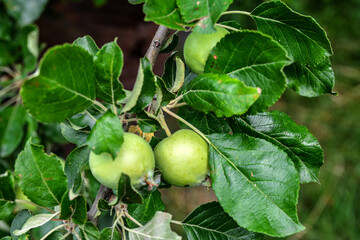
left=221, top=10, right=251, bottom=16
left=215, top=23, right=240, bottom=32
left=162, top=107, right=211, bottom=145
left=158, top=110, right=172, bottom=136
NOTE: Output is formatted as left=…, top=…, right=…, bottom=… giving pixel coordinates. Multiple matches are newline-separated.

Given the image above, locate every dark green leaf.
left=154, top=77, right=176, bottom=110
left=0, top=40, right=19, bottom=66
left=60, top=123, right=89, bottom=146
left=99, top=228, right=121, bottom=240
left=121, top=58, right=156, bottom=113
left=60, top=191, right=87, bottom=225
left=251, top=0, right=332, bottom=65
left=127, top=190, right=165, bottom=228
left=15, top=139, right=67, bottom=207
left=177, top=0, right=233, bottom=33
left=204, top=31, right=291, bottom=113
left=183, top=73, right=260, bottom=117
left=229, top=111, right=324, bottom=183
left=177, top=106, right=231, bottom=134
left=128, top=0, right=145, bottom=4
left=251, top=0, right=335, bottom=97
left=117, top=174, right=143, bottom=204
left=160, top=34, right=179, bottom=54
left=10, top=210, right=31, bottom=240
left=4, top=0, right=48, bottom=26
left=0, top=171, right=16, bottom=220
left=136, top=111, right=161, bottom=133
left=79, top=222, right=100, bottom=240
left=65, top=146, right=90, bottom=193
left=143, top=0, right=188, bottom=30
left=285, top=58, right=335, bottom=97
left=94, top=39, right=126, bottom=104
left=208, top=133, right=304, bottom=237
left=73, top=35, right=99, bottom=56
left=20, top=44, right=96, bottom=123
left=17, top=25, right=39, bottom=74
left=0, top=105, right=27, bottom=158
left=183, top=201, right=263, bottom=240
left=0, top=9, right=13, bottom=41
left=87, top=111, right=124, bottom=159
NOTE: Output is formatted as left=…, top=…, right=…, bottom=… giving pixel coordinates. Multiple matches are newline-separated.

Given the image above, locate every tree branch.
left=145, top=25, right=171, bottom=66
left=88, top=184, right=113, bottom=224
left=88, top=25, right=170, bottom=224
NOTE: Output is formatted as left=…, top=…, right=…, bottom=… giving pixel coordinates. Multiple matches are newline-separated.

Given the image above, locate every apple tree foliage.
left=0, top=0, right=335, bottom=239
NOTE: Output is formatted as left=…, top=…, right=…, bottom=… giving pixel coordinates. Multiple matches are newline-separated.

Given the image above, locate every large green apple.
left=183, top=26, right=229, bottom=75
left=89, top=132, right=155, bottom=189
left=154, top=129, right=209, bottom=187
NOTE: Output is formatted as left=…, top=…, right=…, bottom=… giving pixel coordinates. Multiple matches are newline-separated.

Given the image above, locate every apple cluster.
left=89, top=129, right=209, bottom=189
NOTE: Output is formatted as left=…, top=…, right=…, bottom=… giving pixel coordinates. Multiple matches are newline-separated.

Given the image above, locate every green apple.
left=89, top=132, right=155, bottom=189
left=184, top=26, right=229, bottom=75
left=154, top=129, right=209, bottom=187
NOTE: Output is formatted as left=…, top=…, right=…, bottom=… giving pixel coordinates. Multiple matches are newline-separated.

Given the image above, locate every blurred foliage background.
left=1, top=0, right=359, bottom=239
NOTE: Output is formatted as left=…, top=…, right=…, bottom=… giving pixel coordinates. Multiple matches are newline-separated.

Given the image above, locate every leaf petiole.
left=221, top=10, right=251, bottom=16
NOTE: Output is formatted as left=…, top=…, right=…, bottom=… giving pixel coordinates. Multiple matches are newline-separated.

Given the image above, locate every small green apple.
left=183, top=26, right=229, bottom=75
left=89, top=132, right=155, bottom=189
left=154, top=129, right=209, bottom=187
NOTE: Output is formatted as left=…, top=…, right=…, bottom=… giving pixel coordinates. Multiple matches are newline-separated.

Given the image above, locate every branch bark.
left=88, top=184, right=113, bottom=224
left=145, top=25, right=171, bottom=67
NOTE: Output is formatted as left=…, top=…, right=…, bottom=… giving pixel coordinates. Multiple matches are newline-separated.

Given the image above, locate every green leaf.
left=0, top=40, right=19, bottom=67
left=60, top=123, right=89, bottom=146
left=10, top=210, right=31, bottom=240
left=204, top=31, right=291, bottom=113
left=143, top=0, right=188, bottom=30
left=208, top=133, right=304, bottom=237
left=251, top=0, right=335, bottom=97
left=182, top=201, right=263, bottom=239
left=160, top=34, right=179, bottom=54
left=3, top=0, right=48, bottom=27
left=127, top=190, right=165, bottom=228
left=94, top=39, right=126, bottom=104
left=15, top=139, right=67, bottom=207
left=0, top=105, right=27, bottom=158
left=20, top=44, right=96, bottom=123
left=73, top=35, right=99, bottom=56
left=117, top=174, right=143, bottom=205
left=285, top=58, right=335, bottom=97
left=0, top=9, right=13, bottom=41
left=128, top=211, right=181, bottom=240
left=128, top=0, right=145, bottom=4
left=17, top=25, right=39, bottom=74
left=177, top=0, right=233, bottom=33
left=177, top=106, right=231, bottom=134
left=136, top=111, right=161, bottom=133
left=13, top=212, right=58, bottom=236
left=121, top=58, right=157, bottom=113
left=183, top=73, right=260, bottom=117
left=0, top=171, right=16, bottom=220
left=229, top=111, right=324, bottom=183
left=64, top=146, right=90, bottom=193
left=162, top=53, right=185, bottom=93
left=87, top=111, right=124, bottom=159
left=251, top=0, right=332, bottom=65
left=99, top=228, right=121, bottom=240
left=79, top=222, right=100, bottom=240
left=60, top=191, right=87, bottom=225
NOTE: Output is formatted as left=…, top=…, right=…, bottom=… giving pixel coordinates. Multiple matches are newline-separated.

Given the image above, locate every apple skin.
left=89, top=132, right=155, bottom=189
left=154, top=129, right=209, bottom=187
left=184, top=26, right=229, bottom=75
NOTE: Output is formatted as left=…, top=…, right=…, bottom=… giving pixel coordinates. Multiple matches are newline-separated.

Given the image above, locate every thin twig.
left=145, top=25, right=171, bottom=67
left=124, top=211, right=143, bottom=227
left=40, top=224, right=66, bottom=240
left=87, top=185, right=113, bottom=224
